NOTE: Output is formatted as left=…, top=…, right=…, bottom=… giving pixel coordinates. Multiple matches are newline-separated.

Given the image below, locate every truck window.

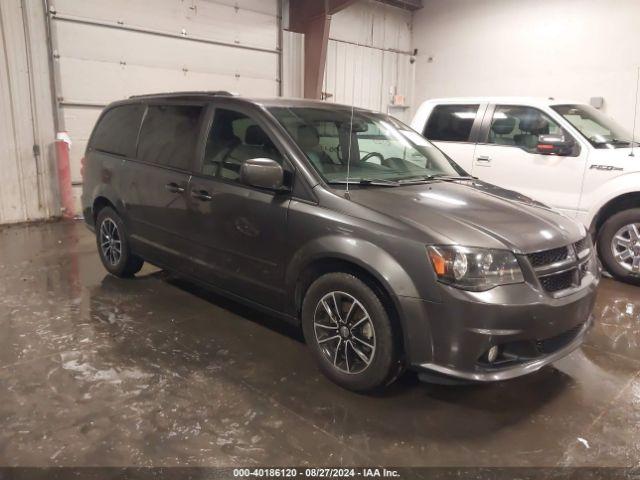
left=487, top=106, right=566, bottom=152
left=137, top=104, right=204, bottom=170
left=90, top=104, right=145, bottom=157
left=424, top=104, right=479, bottom=142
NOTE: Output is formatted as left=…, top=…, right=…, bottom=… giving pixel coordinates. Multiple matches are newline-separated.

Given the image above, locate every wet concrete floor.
left=0, top=220, right=639, bottom=467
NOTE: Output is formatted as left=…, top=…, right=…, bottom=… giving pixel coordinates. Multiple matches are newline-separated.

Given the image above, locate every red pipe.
left=55, top=133, right=75, bottom=219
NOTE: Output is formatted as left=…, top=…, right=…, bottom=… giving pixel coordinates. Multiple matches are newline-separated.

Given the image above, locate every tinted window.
left=202, top=109, right=282, bottom=181
left=91, top=104, right=145, bottom=157
left=424, top=104, right=479, bottom=142
left=137, top=104, right=204, bottom=170
left=488, top=106, right=566, bottom=152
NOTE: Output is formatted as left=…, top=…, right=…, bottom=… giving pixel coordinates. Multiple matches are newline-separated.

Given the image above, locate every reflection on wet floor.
left=0, top=220, right=639, bottom=467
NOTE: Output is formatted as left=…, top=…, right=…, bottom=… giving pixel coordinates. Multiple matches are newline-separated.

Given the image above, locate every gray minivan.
left=82, top=91, right=599, bottom=392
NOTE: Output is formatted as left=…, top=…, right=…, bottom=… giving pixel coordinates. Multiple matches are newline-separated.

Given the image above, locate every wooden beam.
left=288, top=0, right=359, bottom=99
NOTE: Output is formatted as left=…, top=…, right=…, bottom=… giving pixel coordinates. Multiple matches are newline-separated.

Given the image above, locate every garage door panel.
left=55, top=21, right=277, bottom=79
left=58, top=57, right=277, bottom=104
left=54, top=0, right=277, bottom=50
left=62, top=106, right=102, bottom=141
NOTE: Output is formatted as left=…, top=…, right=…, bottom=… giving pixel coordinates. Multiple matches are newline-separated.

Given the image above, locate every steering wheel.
left=361, top=151, right=385, bottom=163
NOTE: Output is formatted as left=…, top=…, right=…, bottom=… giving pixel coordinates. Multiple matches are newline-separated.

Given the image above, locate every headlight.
left=427, top=245, right=524, bottom=291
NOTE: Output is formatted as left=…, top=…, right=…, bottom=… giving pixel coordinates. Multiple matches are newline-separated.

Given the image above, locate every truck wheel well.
left=92, top=197, right=116, bottom=222
left=295, top=258, right=404, bottom=349
left=592, top=193, right=640, bottom=234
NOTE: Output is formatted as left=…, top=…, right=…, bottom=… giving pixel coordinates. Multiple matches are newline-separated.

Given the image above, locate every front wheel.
left=301, top=272, right=402, bottom=392
left=96, top=207, right=144, bottom=278
left=597, top=208, right=640, bottom=285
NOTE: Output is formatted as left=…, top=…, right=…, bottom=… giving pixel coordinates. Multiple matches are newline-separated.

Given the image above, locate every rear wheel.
left=301, top=272, right=402, bottom=392
left=96, top=206, right=144, bottom=278
left=598, top=208, right=640, bottom=285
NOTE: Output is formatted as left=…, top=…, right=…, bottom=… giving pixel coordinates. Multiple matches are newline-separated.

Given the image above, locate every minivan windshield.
left=269, top=107, right=465, bottom=184
left=552, top=104, right=635, bottom=149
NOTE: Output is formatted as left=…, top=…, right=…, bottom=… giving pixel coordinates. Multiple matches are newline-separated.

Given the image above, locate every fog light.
left=487, top=346, right=499, bottom=363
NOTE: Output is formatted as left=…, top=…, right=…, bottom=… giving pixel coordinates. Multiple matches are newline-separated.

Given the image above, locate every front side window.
left=552, top=104, right=633, bottom=149
left=424, top=104, right=479, bottom=142
left=487, top=106, right=568, bottom=153
left=269, top=107, right=464, bottom=184
left=91, top=104, right=145, bottom=157
left=137, top=104, right=204, bottom=170
left=202, top=108, right=283, bottom=181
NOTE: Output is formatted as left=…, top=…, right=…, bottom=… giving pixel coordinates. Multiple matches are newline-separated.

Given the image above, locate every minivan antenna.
left=344, top=102, right=355, bottom=199
left=630, top=66, right=640, bottom=157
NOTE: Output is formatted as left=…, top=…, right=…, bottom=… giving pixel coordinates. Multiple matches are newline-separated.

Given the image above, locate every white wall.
left=323, top=0, right=415, bottom=121
left=411, top=0, right=640, bottom=128
left=0, top=0, right=58, bottom=224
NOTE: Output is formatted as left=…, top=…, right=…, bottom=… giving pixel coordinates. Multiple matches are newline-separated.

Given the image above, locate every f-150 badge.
left=589, top=164, right=623, bottom=171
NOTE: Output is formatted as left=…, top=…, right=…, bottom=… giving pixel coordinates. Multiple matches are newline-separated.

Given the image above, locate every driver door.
left=472, top=105, right=588, bottom=217
left=187, top=103, right=292, bottom=311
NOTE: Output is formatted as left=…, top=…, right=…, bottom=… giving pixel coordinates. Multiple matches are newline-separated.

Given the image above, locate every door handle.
left=165, top=182, right=185, bottom=193
left=476, top=155, right=491, bottom=163
left=191, top=189, right=212, bottom=201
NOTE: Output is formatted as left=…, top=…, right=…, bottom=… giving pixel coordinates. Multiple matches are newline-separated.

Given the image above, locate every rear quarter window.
left=90, top=104, right=145, bottom=157
left=137, top=104, right=204, bottom=170
left=424, top=104, right=479, bottom=142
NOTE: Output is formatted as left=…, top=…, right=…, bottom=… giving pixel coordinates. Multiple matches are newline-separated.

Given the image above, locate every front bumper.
left=396, top=270, right=599, bottom=382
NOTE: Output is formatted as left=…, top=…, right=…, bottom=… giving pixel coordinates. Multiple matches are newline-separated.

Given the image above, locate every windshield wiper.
left=327, top=178, right=400, bottom=186
left=397, top=174, right=476, bottom=184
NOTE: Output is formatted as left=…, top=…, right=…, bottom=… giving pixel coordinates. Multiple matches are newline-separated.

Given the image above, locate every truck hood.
left=346, top=180, right=585, bottom=253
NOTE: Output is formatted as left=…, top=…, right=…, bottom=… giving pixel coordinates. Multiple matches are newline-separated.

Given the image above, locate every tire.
left=597, top=208, right=640, bottom=285
left=95, top=206, right=144, bottom=278
left=301, top=272, right=402, bottom=392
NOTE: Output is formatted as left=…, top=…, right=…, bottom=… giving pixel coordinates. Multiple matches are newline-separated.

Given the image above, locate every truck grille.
left=527, top=237, right=592, bottom=296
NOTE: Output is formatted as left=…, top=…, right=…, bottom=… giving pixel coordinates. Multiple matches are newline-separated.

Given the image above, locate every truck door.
left=421, top=103, right=487, bottom=173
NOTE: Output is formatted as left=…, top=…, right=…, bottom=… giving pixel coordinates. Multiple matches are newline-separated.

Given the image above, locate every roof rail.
left=129, top=91, right=236, bottom=99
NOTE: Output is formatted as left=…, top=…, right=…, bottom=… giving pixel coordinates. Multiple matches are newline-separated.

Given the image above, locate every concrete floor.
left=0, top=220, right=639, bottom=468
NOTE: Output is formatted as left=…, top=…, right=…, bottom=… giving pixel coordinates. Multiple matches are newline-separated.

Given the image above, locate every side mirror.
left=536, top=134, right=574, bottom=156
left=240, top=158, right=285, bottom=191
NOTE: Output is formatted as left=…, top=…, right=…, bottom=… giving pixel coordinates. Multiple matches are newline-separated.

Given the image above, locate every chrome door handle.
left=191, top=189, right=212, bottom=201
left=476, top=155, right=491, bottom=163
left=165, top=182, right=185, bottom=193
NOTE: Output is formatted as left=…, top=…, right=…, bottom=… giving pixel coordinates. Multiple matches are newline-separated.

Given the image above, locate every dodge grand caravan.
left=82, top=92, right=599, bottom=391
left=413, top=97, right=640, bottom=285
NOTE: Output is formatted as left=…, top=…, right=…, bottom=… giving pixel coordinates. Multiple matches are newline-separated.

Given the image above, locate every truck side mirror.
left=536, top=134, right=574, bottom=156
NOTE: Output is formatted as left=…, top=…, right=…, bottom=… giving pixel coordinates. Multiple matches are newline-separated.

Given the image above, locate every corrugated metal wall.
left=282, top=30, right=304, bottom=98
left=48, top=0, right=282, bottom=211
left=0, top=0, right=58, bottom=224
left=323, top=0, right=414, bottom=121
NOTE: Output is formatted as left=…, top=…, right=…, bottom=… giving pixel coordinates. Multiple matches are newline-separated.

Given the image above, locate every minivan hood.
left=345, top=180, right=585, bottom=253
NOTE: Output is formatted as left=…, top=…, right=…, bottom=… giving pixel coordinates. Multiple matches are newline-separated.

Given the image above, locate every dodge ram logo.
left=589, top=164, right=623, bottom=171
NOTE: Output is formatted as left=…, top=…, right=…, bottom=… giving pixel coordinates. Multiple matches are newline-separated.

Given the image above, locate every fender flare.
left=585, top=173, right=640, bottom=231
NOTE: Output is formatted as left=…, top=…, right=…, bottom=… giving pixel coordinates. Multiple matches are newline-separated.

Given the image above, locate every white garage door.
left=48, top=0, right=281, bottom=211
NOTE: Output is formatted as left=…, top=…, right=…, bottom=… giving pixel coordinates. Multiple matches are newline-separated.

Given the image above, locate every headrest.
left=245, top=125, right=269, bottom=146
left=518, top=115, right=549, bottom=135
left=491, top=116, right=516, bottom=135
left=297, top=124, right=320, bottom=149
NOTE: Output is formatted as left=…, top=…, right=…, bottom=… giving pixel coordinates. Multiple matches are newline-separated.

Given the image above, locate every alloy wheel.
left=611, top=223, right=640, bottom=273
left=313, top=291, right=376, bottom=374
left=99, top=218, right=122, bottom=266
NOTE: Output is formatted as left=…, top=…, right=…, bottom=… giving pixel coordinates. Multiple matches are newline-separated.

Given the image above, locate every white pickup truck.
left=411, top=97, right=640, bottom=284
